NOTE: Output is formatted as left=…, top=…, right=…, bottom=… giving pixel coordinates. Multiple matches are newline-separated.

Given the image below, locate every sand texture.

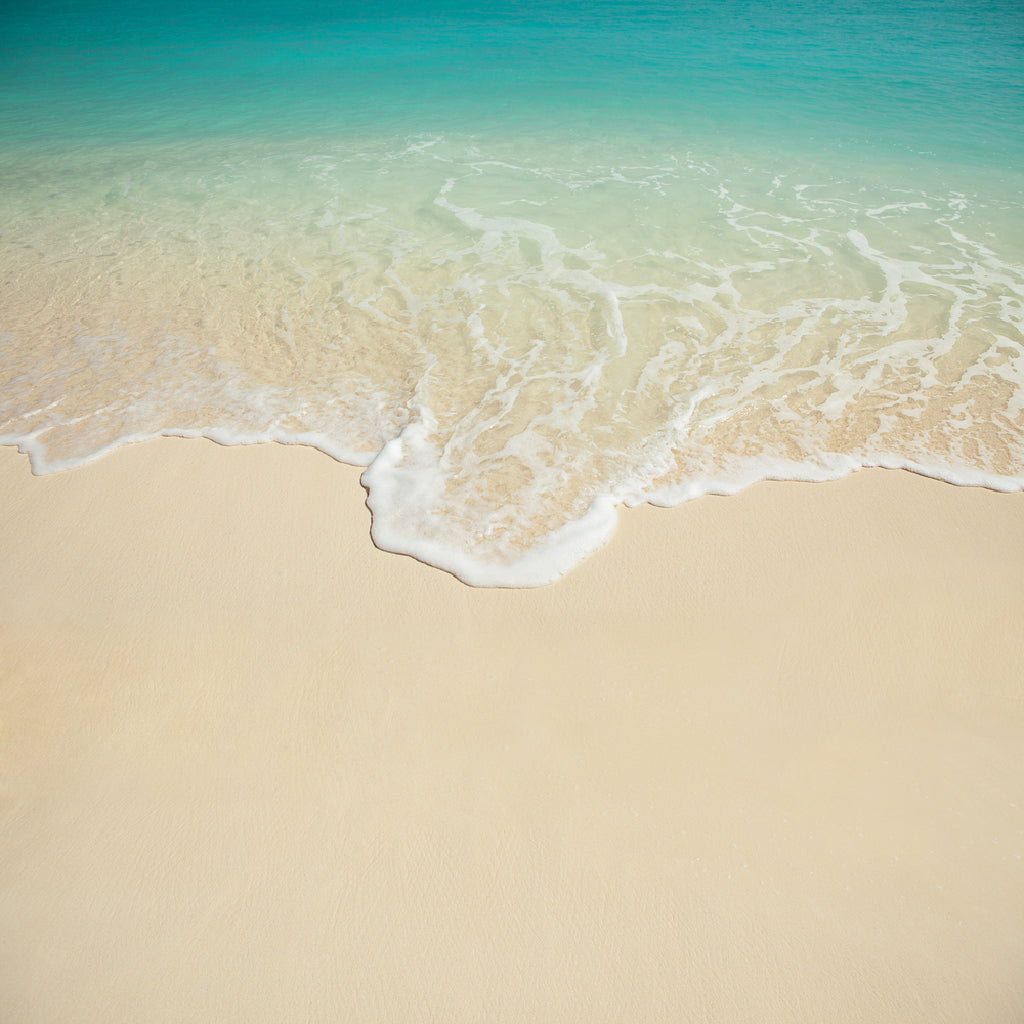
left=1, top=438, right=1022, bottom=1023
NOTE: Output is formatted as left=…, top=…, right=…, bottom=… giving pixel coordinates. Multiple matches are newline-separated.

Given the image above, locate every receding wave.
left=2, top=134, right=1022, bottom=584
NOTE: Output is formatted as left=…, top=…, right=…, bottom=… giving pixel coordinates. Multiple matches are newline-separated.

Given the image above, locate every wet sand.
left=1, top=437, right=1022, bottom=1022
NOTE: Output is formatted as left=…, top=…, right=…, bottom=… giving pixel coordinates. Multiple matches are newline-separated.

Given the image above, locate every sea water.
left=2, top=0, right=1022, bottom=585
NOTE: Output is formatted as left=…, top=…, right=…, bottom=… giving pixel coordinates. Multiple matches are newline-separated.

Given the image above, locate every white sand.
left=1, top=437, right=1022, bottom=1022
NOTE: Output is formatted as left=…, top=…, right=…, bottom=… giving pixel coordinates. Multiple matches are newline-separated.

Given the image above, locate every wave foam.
left=1, top=134, right=1022, bottom=585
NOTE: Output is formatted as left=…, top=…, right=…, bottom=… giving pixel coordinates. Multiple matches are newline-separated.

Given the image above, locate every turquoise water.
left=2, top=0, right=1023, bottom=583
left=3, top=0, right=1023, bottom=159
left=3, top=1, right=1023, bottom=154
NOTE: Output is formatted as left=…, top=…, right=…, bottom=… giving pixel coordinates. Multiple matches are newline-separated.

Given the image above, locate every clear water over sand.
left=2, top=0, right=1022, bottom=583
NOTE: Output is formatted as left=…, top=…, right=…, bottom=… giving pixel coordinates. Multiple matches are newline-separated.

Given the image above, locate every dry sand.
left=0, top=437, right=1022, bottom=1023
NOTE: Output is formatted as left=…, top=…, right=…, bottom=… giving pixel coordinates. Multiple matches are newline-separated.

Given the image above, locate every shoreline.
left=1, top=437, right=1022, bottom=1022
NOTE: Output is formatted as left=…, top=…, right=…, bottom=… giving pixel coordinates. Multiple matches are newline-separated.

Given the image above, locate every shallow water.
left=2, top=0, right=1022, bottom=584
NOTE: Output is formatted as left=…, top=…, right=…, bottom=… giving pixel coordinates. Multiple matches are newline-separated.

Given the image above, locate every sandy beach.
left=0, top=436, right=1021, bottom=1022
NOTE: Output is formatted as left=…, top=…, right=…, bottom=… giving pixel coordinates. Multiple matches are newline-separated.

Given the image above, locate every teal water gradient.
left=3, top=0, right=1023, bottom=160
